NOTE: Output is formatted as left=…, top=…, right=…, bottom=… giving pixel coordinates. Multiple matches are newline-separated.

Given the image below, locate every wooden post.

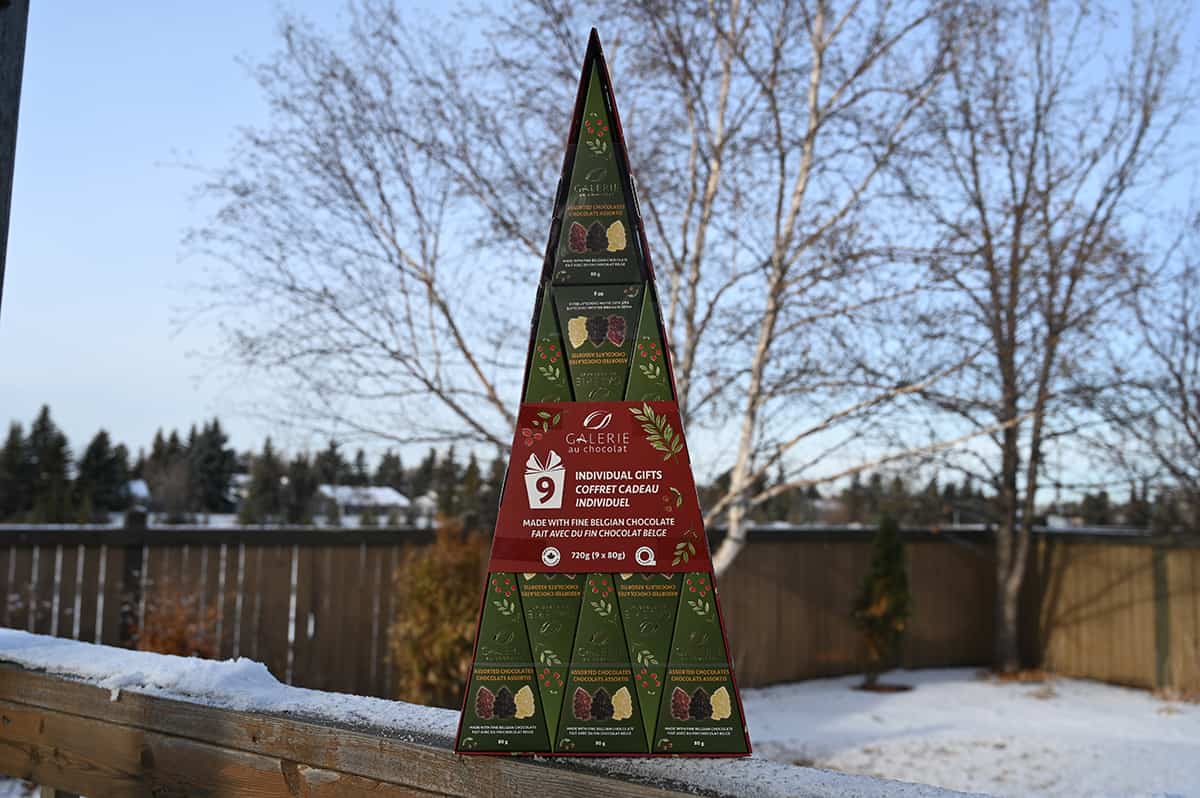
left=0, top=0, right=30, bottom=316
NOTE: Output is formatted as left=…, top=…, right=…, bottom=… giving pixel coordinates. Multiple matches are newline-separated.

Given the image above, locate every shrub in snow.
left=851, top=514, right=912, bottom=688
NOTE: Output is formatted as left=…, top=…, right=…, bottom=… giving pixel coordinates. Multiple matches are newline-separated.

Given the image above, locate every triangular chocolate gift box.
left=455, top=29, right=749, bottom=757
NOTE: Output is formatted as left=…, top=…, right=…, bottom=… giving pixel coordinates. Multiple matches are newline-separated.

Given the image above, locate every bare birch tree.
left=882, top=0, right=1192, bottom=671
left=195, top=0, right=975, bottom=573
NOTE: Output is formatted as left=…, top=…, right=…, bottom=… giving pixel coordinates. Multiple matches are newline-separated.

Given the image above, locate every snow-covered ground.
left=746, top=668, right=1200, bottom=798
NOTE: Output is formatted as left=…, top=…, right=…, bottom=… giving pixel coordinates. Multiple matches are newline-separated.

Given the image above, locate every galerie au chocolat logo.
left=566, top=409, right=630, bottom=454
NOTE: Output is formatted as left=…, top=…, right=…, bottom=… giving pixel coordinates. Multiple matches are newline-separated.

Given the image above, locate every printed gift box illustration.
left=455, top=29, right=750, bottom=757
left=524, top=450, right=565, bottom=509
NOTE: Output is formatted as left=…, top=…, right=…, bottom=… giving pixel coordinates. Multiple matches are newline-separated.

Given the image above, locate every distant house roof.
left=317, top=485, right=410, bottom=508
left=126, top=479, right=151, bottom=501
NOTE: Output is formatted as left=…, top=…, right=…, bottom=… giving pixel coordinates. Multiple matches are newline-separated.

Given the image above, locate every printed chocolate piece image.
left=573, top=686, right=593, bottom=720
left=613, top=686, right=634, bottom=721
left=568, top=222, right=588, bottom=253
left=606, top=220, right=627, bottom=252
left=494, top=686, right=517, bottom=719
left=567, top=316, right=588, bottom=349
left=590, top=687, right=614, bottom=720
left=586, top=221, right=608, bottom=252
left=671, top=687, right=690, bottom=721
left=515, top=685, right=536, bottom=719
left=689, top=688, right=712, bottom=720
left=606, top=314, right=626, bottom=347
left=475, top=686, right=495, bottom=720
left=711, top=686, right=732, bottom=720
left=585, top=315, right=608, bottom=347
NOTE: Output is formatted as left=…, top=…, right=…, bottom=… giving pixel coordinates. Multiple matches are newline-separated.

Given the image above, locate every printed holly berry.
left=671, top=687, right=690, bottom=721
left=536, top=339, right=560, bottom=364
left=590, top=688, right=614, bottom=720
left=638, top=339, right=661, bottom=362
left=689, top=687, right=712, bottom=720
left=585, top=315, right=608, bottom=347
left=568, top=222, right=588, bottom=253
left=493, top=686, right=517, bottom=719
left=584, top=111, right=609, bottom=139
left=638, top=666, right=662, bottom=692
left=573, top=686, right=593, bottom=720
left=541, top=666, right=564, bottom=690
left=586, top=221, right=608, bottom=252
left=475, top=686, right=495, bottom=719
left=606, top=314, right=626, bottom=347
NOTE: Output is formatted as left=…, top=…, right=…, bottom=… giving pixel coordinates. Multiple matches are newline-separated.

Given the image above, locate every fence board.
left=1167, top=548, right=1200, bottom=694
left=53, top=545, right=78, bottom=639
left=291, top=545, right=315, bottom=686
left=31, top=545, right=55, bottom=635
left=255, top=544, right=293, bottom=682
left=0, top=545, right=10, bottom=628
left=75, top=546, right=100, bottom=644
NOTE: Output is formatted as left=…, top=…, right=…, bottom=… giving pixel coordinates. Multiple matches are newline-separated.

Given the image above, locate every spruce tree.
left=28, top=406, right=72, bottom=523
left=851, top=515, right=912, bottom=688
left=410, top=448, right=436, bottom=498
left=315, top=440, right=347, bottom=485
left=435, top=446, right=460, bottom=516
left=0, top=422, right=32, bottom=520
left=190, top=419, right=236, bottom=513
left=460, top=453, right=482, bottom=529
left=76, top=430, right=128, bottom=518
left=283, top=453, right=319, bottom=524
left=374, top=450, right=406, bottom=494
left=351, top=448, right=370, bottom=486
left=479, top=454, right=506, bottom=532
left=239, top=438, right=285, bottom=524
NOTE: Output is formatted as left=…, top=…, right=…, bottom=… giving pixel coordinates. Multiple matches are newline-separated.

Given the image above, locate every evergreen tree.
left=239, top=438, right=285, bottom=524
left=28, top=406, right=72, bottom=523
left=374, top=450, right=407, bottom=495
left=0, top=422, right=32, bottom=520
left=351, top=448, right=370, bottom=486
left=190, top=419, right=236, bottom=513
left=435, top=446, right=460, bottom=516
left=315, top=440, right=348, bottom=485
left=75, top=430, right=130, bottom=518
left=851, top=515, right=912, bottom=688
left=283, top=453, right=319, bottom=524
left=1123, top=482, right=1151, bottom=528
left=460, top=453, right=483, bottom=529
left=479, top=454, right=506, bottom=532
left=1079, top=491, right=1112, bottom=526
left=410, top=447, right=436, bottom=498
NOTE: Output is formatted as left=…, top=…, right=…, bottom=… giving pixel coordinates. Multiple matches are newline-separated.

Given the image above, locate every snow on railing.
left=0, top=630, right=979, bottom=798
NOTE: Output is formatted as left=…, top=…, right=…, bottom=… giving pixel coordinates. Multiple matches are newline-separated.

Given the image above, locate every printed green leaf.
left=628, top=404, right=685, bottom=463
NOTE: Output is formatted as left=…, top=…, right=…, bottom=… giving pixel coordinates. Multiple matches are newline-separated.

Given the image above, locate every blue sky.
left=1, top=3, right=356, bottom=455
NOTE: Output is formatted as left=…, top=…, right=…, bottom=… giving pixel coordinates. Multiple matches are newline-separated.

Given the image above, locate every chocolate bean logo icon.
left=582, top=410, right=613, bottom=430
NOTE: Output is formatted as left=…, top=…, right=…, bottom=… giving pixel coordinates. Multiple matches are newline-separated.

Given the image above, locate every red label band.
left=490, top=401, right=710, bottom=574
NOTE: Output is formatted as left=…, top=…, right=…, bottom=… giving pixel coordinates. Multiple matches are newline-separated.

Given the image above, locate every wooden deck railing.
left=0, top=645, right=975, bottom=798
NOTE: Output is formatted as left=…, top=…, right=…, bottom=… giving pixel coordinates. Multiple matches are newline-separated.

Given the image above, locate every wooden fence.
left=1, top=525, right=1197, bottom=698
left=0, top=525, right=433, bottom=698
